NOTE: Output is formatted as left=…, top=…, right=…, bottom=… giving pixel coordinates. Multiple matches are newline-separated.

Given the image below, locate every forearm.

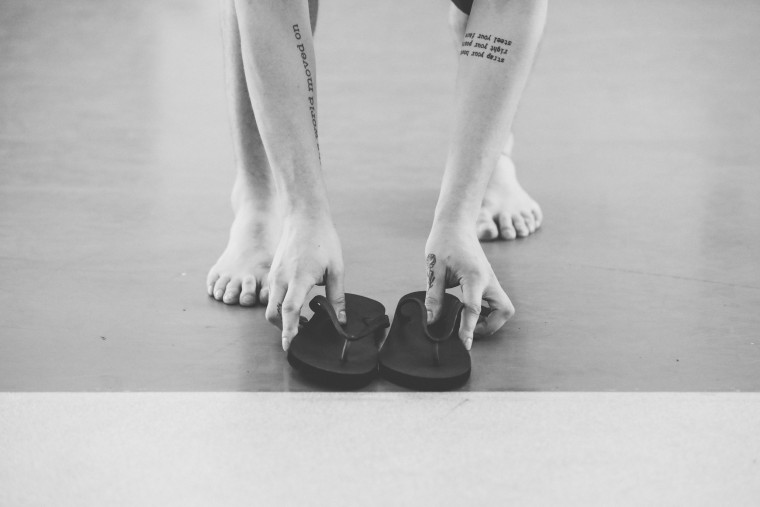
left=434, top=0, right=547, bottom=227
left=234, top=0, right=329, bottom=217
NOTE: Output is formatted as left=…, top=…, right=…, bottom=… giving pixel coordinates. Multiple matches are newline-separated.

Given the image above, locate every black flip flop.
left=287, top=293, right=389, bottom=389
left=379, top=291, right=487, bottom=391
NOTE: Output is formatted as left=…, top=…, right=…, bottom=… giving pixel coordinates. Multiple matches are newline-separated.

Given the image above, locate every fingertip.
left=459, top=328, right=473, bottom=350
left=282, top=337, right=289, bottom=351
left=424, top=295, right=442, bottom=323
left=459, top=325, right=470, bottom=342
left=338, top=309, right=347, bottom=325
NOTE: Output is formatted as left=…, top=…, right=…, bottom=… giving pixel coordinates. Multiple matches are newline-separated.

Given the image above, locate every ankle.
left=231, top=177, right=276, bottom=213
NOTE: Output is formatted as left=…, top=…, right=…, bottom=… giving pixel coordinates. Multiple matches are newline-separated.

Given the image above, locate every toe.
left=239, top=276, right=258, bottom=307
left=223, top=279, right=242, bottom=304
left=213, top=276, right=230, bottom=301
left=497, top=213, right=517, bottom=240
left=533, top=205, right=543, bottom=229
left=522, top=211, right=536, bottom=233
left=476, top=210, right=499, bottom=241
left=206, top=272, right=219, bottom=296
left=513, top=215, right=529, bottom=238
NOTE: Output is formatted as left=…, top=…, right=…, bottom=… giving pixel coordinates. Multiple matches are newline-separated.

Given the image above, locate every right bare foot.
left=206, top=199, right=279, bottom=307
left=475, top=135, right=543, bottom=241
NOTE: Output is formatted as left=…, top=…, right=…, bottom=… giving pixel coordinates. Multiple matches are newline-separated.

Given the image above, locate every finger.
left=497, top=212, right=517, bottom=240
left=474, top=278, right=515, bottom=337
left=424, top=252, right=446, bottom=324
left=265, top=279, right=287, bottom=329
left=213, top=275, right=231, bottom=301
left=280, top=279, right=313, bottom=351
left=458, top=278, right=486, bottom=351
left=325, top=267, right=347, bottom=325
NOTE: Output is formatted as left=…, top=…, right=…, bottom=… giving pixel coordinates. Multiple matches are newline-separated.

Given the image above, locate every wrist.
left=432, top=200, right=478, bottom=231
left=429, top=214, right=474, bottom=242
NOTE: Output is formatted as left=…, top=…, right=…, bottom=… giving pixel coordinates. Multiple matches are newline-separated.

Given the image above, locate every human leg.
left=207, top=0, right=279, bottom=307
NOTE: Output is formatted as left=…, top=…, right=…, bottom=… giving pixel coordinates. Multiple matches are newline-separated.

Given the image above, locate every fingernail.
left=426, top=310, right=433, bottom=323
left=339, top=310, right=346, bottom=323
left=215, top=290, right=223, bottom=299
left=465, top=338, right=472, bottom=350
left=282, top=338, right=289, bottom=351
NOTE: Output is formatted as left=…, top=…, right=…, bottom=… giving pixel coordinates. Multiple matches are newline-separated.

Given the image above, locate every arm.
left=426, top=0, right=547, bottom=348
left=234, top=0, right=345, bottom=350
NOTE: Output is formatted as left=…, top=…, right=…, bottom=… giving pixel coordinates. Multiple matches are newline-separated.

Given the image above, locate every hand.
left=424, top=222, right=515, bottom=350
left=264, top=214, right=346, bottom=351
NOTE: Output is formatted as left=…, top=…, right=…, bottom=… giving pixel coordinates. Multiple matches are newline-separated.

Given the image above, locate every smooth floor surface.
left=1, top=0, right=759, bottom=391
left=2, top=393, right=760, bottom=506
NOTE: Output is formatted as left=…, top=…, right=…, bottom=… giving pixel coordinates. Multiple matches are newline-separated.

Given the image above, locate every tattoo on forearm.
left=293, top=24, right=320, bottom=155
left=459, top=32, right=512, bottom=63
left=426, top=254, right=436, bottom=289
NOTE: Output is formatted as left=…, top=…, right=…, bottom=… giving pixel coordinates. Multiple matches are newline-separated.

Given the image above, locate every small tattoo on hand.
left=426, top=253, right=436, bottom=289
left=277, top=302, right=282, bottom=318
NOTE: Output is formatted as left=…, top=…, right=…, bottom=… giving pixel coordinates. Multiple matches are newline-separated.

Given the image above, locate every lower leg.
left=448, top=2, right=543, bottom=241
left=207, top=0, right=281, bottom=307
left=208, top=0, right=321, bottom=307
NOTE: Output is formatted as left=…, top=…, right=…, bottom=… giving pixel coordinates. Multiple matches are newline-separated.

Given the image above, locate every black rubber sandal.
left=287, top=293, right=390, bottom=389
left=379, top=291, right=486, bottom=391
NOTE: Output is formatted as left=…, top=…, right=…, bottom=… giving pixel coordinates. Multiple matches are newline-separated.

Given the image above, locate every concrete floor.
left=2, top=393, right=759, bottom=506
left=1, top=0, right=759, bottom=391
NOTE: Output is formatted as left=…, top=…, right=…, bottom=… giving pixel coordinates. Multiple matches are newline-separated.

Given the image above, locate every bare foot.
left=476, top=151, right=543, bottom=241
left=206, top=187, right=279, bottom=306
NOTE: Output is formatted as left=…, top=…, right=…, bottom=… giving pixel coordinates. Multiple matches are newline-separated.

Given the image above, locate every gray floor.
left=2, top=393, right=759, bottom=506
left=1, top=0, right=759, bottom=391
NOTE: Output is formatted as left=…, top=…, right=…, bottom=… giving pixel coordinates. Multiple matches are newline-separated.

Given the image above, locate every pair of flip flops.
left=287, top=291, right=483, bottom=390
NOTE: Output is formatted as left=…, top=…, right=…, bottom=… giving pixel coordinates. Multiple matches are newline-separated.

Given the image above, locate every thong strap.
left=398, top=294, right=491, bottom=366
left=309, top=295, right=390, bottom=362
